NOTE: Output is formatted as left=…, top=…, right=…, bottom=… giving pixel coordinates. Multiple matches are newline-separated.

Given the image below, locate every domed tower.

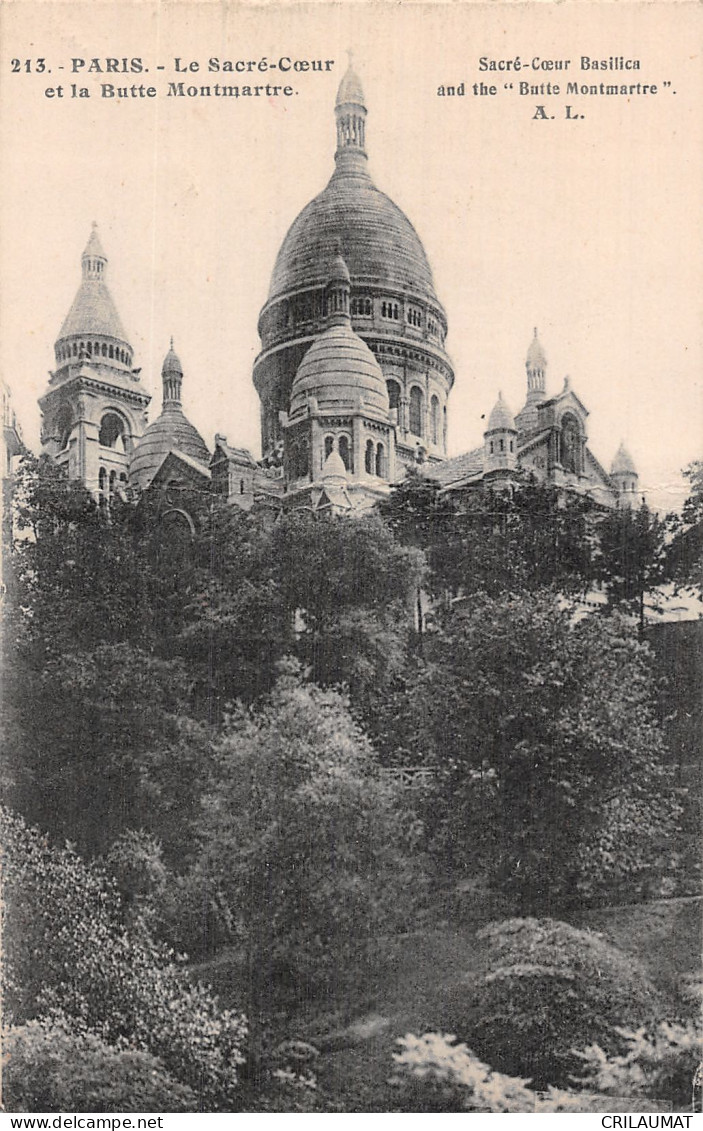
left=129, top=341, right=210, bottom=491
left=484, top=391, right=517, bottom=476
left=610, top=441, right=639, bottom=503
left=39, top=224, right=150, bottom=498
left=254, top=61, right=454, bottom=474
left=515, top=328, right=548, bottom=436
left=282, top=253, right=396, bottom=509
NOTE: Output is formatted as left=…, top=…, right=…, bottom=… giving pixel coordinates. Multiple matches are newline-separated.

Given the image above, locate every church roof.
left=130, top=406, right=210, bottom=490
left=486, top=391, right=516, bottom=432
left=428, top=446, right=484, bottom=487
left=268, top=182, right=438, bottom=303
left=162, top=341, right=183, bottom=377
left=611, top=441, right=637, bottom=475
left=320, top=448, right=348, bottom=483
left=58, top=225, right=129, bottom=344
left=266, top=68, right=439, bottom=305
left=336, top=61, right=366, bottom=107
left=290, top=321, right=389, bottom=418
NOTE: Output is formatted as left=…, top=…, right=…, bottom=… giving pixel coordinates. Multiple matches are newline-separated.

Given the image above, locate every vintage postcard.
left=0, top=0, right=701, bottom=1119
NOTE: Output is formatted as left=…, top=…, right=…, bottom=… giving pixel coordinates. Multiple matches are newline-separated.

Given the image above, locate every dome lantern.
left=334, top=55, right=368, bottom=174
left=162, top=337, right=183, bottom=406
left=526, top=327, right=547, bottom=400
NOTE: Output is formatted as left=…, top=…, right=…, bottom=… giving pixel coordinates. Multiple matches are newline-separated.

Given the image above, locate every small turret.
left=325, top=249, right=351, bottom=325
left=611, top=441, right=639, bottom=501
left=484, top=391, right=517, bottom=474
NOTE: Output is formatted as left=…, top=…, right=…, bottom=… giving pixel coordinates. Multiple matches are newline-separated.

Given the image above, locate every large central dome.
left=253, top=61, right=454, bottom=467
left=268, top=174, right=438, bottom=302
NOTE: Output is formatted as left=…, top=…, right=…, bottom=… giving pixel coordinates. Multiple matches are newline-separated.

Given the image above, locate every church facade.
left=37, top=63, right=638, bottom=514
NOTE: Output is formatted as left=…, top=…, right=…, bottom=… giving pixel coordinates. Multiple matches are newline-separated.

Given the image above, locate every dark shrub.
left=465, top=918, right=665, bottom=1088
left=0, top=808, right=247, bottom=1110
left=2, top=1021, right=198, bottom=1113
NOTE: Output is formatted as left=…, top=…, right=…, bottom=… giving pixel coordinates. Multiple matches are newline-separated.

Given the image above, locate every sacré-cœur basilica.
left=38, top=62, right=639, bottom=515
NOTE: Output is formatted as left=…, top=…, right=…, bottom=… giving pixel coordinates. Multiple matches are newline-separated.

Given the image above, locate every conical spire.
left=82, top=222, right=107, bottom=280
left=525, top=327, right=547, bottom=399
left=56, top=224, right=129, bottom=348
left=161, top=338, right=183, bottom=406
left=334, top=54, right=368, bottom=173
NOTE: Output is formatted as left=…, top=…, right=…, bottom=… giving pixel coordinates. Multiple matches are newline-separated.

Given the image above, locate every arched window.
left=99, top=412, right=127, bottom=451
left=240, top=479, right=245, bottom=495
left=443, top=405, right=448, bottom=446
left=56, top=406, right=73, bottom=450
left=324, top=435, right=334, bottom=460
left=109, top=470, right=116, bottom=498
left=489, top=441, right=494, bottom=454
left=510, top=440, right=514, bottom=452
left=409, top=386, right=423, bottom=437
left=430, top=395, right=440, bottom=445
left=108, top=344, right=114, bottom=358
left=376, top=442, right=386, bottom=478
left=98, top=466, right=107, bottom=495
left=365, top=439, right=374, bottom=474
left=386, top=380, right=401, bottom=411
left=72, top=342, right=78, bottom=356
left=561, top=412, right=581, bottom=474
left=338, top=434, right=352, bottom=472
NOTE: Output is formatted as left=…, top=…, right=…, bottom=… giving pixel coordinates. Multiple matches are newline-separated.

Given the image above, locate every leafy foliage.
left=574, top=1021, right=703, bottom=1112
left=466, top=918, right=664, bottom=1088
left=379, top=472, right=598, bottom=598
left=179, top=663, right=428, bottom=998
left=666, top=460, right=703, bottom=597
left=594, top=501, right=668, bottom=631
left=2, top=1020, right=198, bottom=1113
left=378, top=592, right=680, bottom=906
left=390, top=1032, right=586, bottom=1112
left=0, top=807, right=247, bottom=1109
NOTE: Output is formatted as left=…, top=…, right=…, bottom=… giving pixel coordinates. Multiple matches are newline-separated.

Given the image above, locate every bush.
left=184, top=664, right=428, bottom=1000
left=0, top=808, right=247, bottom=1110
left=465, top=918, right=665, bottom=1088
left=390, top=1033, right=586, bottom=1113
left=574, top=1022, right=703, bottom=1111
left=2, top=1020, right=198, bottom=1113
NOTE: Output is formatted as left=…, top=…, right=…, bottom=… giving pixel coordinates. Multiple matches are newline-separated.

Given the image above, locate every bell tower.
left=39, top=225, right=150, bottom=499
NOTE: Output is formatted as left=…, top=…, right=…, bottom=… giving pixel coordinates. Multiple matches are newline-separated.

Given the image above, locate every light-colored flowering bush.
left=574, top=1022, right=703, bottom=1111
left=390, top=1032, right=585, bottom=1112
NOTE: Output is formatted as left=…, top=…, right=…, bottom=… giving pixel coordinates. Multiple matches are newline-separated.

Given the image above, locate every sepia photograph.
left=0, top=0, right=701, bottom=1118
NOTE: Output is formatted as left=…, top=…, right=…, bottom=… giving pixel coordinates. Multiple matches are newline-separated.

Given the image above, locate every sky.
left=1, top=0, right=701, bottom=512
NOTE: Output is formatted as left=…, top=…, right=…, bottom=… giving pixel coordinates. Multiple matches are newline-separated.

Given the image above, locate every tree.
left=665, top=460, right=703, bottom=597
left=180, top=663, right=427, bottom=1001
left=3, top=641, right=209, bottom=861
left=595, top=501, right=668, bottom=635
left=391, top=592, right=680, bottom=907
left=0, top=807, right=247, bottom=1109
left=379, top=472, right=598, bottom=599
